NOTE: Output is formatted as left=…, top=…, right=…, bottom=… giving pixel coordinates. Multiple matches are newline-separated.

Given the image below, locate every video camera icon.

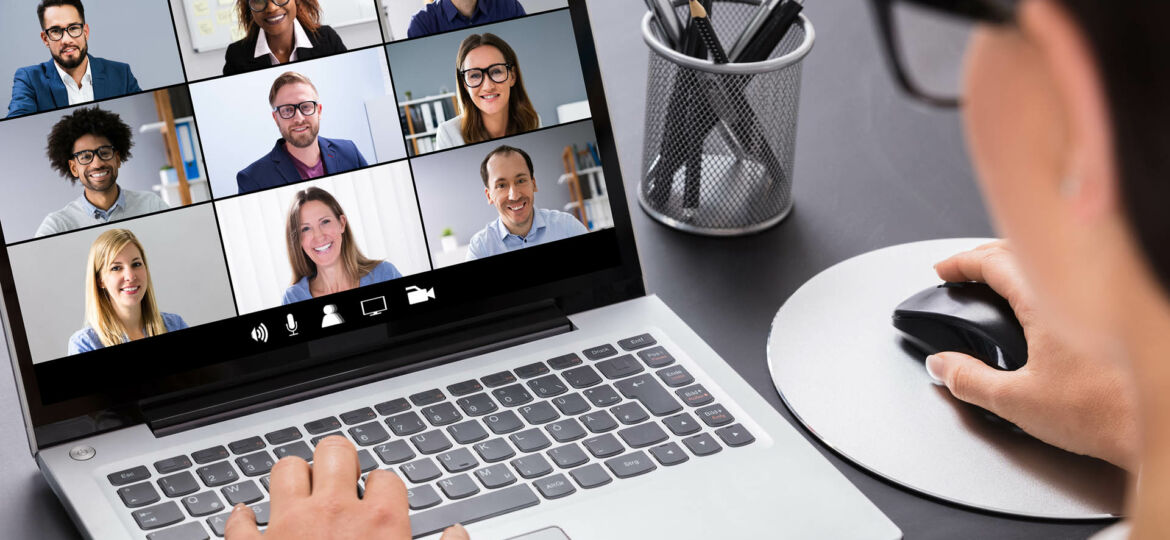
left=405, top=286, right=435, bottom=305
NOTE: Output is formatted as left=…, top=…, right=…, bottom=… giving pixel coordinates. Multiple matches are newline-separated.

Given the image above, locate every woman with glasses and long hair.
left=223, top=0, right=347, bottom=76
left=281, top=186, right=401, bottom=305
left=68, top=229, right=187, bottom=354
left=434, top=33, right=540, bottom=151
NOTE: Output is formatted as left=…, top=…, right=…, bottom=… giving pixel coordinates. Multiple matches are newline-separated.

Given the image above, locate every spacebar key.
left=410, top=484, right=540, bottom=538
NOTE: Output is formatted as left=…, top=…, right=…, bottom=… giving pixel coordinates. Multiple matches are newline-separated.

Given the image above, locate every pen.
left=736, top=0, right=804, bottom=63
left=643, top=0, right=682, bottom=50
left=729, top=0, right=785, bottom=62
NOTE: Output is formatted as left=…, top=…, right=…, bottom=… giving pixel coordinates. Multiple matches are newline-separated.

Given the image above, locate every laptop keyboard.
left=106, top=333, right=756, bottom=539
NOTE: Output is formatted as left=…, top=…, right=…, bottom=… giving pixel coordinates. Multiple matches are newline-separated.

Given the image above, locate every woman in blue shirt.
left=68, top=229, right=187, bottom=355
left=282, top=187, right=401, bottom=304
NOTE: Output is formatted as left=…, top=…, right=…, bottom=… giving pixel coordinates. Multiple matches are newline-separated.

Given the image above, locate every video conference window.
left=2, top=0, right=186, bottom=118
left=386, top=9, right=589, bottom=155
left=0, top=90, right=209, bottom=244
left=170, top=0, right=385, bottom=81
left=380, top=0, right=565, bottom=40
left=189, top=48, right=406, bottom=198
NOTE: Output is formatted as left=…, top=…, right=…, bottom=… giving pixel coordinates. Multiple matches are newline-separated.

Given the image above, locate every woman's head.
left=236, top=0, right=321, bottom=40
left=285, top=187, right=379, bottom=284
left=455, top=33, right=539, bottom=144
left=84, top=229, right=166, bottom=346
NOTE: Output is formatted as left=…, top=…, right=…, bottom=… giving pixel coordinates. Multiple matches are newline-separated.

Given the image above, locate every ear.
left=338, top=213, right=347, bottom=233
left=271, top=110, right=279, bottom=124
left=83, top=23, right=89, bottom=40
left=484, top=186, right=493, bottom=204
left=532, top=177, right=538, bottom=193
left=69, top=159, right=80, bottom=179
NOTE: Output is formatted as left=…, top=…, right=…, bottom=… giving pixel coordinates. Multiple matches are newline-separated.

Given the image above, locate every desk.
left=0, top=0, right=1113, bottom=538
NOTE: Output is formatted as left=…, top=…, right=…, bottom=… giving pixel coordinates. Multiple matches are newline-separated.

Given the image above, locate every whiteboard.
left=180, top=0, right=380, bottom=53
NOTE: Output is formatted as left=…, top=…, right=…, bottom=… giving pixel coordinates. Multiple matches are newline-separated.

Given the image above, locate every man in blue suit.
left=7, top=0, right=141, bottom=118
left=237, top=72, right=369, bottom=195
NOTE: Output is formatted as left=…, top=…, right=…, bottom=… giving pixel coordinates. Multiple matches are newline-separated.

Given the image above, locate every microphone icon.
left=285, top=313, right=298, bottom=336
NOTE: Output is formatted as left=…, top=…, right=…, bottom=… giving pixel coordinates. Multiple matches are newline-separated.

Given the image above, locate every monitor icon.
left=361, top=296, right=387, bottom=316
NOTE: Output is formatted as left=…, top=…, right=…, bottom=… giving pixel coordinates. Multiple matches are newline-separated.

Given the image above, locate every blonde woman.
left=282, top=187, right=401, bottom=304
left=68, top=229, right=187, bottom=355
left=434, top=33, right=540, bottom=150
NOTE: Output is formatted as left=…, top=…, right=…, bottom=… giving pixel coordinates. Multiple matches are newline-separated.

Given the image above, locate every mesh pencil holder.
left=639, top=4, right=814, bottom=235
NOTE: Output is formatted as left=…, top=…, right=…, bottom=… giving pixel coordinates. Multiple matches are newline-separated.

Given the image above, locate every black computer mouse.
left=892, top=282, right=1028, bottom=371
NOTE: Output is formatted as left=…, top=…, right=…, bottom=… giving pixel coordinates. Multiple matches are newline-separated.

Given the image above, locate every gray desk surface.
left=0, top=0, right=1114, bottom=538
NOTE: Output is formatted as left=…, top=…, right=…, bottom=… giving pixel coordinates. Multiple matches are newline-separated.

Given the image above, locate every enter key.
left=614, top=374, right=684, bottom=416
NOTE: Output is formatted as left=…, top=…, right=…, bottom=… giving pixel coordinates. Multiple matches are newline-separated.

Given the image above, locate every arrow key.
left=649, top=442, right=689, bottom=466
left=682, top=433, right=722, bottom=457
left=662, top=412, right=701, bottom=436
left=715, top=424, right=756, bottom=447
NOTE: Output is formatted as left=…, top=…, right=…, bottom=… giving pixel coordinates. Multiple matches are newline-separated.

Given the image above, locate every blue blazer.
left=236, top=137, right=369, bottom=195
left=7, top=55, right=141, bottom=118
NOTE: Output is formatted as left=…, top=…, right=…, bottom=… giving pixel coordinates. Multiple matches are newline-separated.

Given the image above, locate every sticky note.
left=198, top=21, right=214, bottom=35
left=219, top=0, right=233, bottom=5
left=193, top=0, right=209, bottom=16
left=216, top=9, right=233, bottom=25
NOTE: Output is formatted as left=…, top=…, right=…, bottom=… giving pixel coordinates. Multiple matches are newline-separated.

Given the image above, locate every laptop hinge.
left=140, top=300, right=572, bottom=436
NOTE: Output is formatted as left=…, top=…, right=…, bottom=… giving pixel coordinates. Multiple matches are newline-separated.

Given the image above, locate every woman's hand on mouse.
left=224, top=436, right=470, bottom=540
left=927, top=240, right=1139, bottom=471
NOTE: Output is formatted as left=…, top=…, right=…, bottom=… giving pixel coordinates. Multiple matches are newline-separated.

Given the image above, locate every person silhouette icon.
left=321, top=304, right=345, bottom=328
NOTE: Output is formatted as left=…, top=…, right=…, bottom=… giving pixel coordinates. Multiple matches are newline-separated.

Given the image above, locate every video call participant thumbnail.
left=38, top=107, right=170, bottom=237
left=68, top=229, right=188, bottom=354
left=436, top=33, right=540, bottom=151
left=282, top=187, right=402, bottom=304
left=237, top=72, right=368, bottom=195
left=407, top=0, right=526, bottom=39
left=223, top=0, right=347, bottom=76
left=467, top=144, right=586, bottom=260
left=7, top=0, right=141, bottom=118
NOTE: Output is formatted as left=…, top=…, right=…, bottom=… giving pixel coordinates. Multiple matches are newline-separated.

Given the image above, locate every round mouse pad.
left=768, top=238, right=1125, bottom=519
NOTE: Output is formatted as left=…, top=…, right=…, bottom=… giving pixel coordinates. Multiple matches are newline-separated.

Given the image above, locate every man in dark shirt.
left=406, top=0, right=526, bottom=38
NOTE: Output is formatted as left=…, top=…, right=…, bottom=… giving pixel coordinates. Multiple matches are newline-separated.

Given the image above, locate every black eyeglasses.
left=44, top=23, right=84, bottom=41
left=71, top=145, right=116, bottom=165
left=273, top=100, right=319, bottom=119
left=869, top=0, right=1016, bottom=107
left=249, top=0, right=291, bottom=12
left=460, top=63, right=512, bottom=88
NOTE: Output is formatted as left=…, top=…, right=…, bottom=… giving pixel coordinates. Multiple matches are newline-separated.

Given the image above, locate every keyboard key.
left=618, top=423, right=669, bottom=448
left=583, top=344, right=619, bottom=360
left=676, top=384, right=714, bottom=407
left=481, top=370, right=517, bottom=388
left=447, top=420, right=489, bottom=444
left=421, top=402, right=463, bottom=426
left=514, top=362, right=550, bottom=379
left=582, top=433, right=624, bottom=458
left=264, top=427, right=302, bottom=445
left=386, top=411, right=426, bottom=436
left=409, top=484, right=539, bottom=537
left=374, top=440, right=416, bottom=465
left=551, top=393, right=591, bottom=416
left=663, top=412, right=702, bottom=436
left=192, top=446, right=229, bottom=465
left=583, top=385, right=621, bottom=407
left=147, top=521, right=208, bottom=540
left=580, top=410, right=618, bottom=433
left=618, top=333, right=657, bottom=351
left=615, top=374, right=683, bottom=416
left=206, top=513, right=230, bottom=537
left=545, top=418, right=587, bottom=442
left=438, top=473, right=480, bottom=500
left=340, top=407, right=377, bottom=425
left=235, top=451, right=275, bottom=477
left=410, top=388, right=446, bottom=407
left=547, top=444, right=589, bottom=469
left=456, top=393, right=498, bottom=416
left=649, top=442, right=690, bottom=466
left=133, top=501, right=184, bottom=530
left=637, top=346, right=675, bottom=368
left=311, top=432, right=344, bottom=446
left=260, top=476, right=270, bottom=492
left=273, top=441, right=314, bottom=462
left=181, top=490, right=226, bottom=516
left=683, top=433, right=722, bottom=456
left=597, top=354, right=644, bottom=379
left=561, top=365, right=603, bottom=389
left=358, top=449, right=379, bottom=472
left=228, top=437, right=265, bottom=455
left=250, top=501, right=270, bottom=525
left=492, top=384, right=533, bottom=407
left=109, top=465, right=150, bottom=486
left=196, top=462, right=238, bottom=487
left=474, top=464, right=517, bottom=489
left=374, top=398, right=410, bottom=416
left=483, top=410, right=523, bottom=434
left=473, top=438, right=516, bottom=463
left=518, top=401, right=559, bottom=424
left=604, top=451, right=657, bottom=479
left=509, top=428, right=552, bottom=453
left=547, top=353, right=582, bottom=370
left=697, top=404, right=734, bottom=427
left=611, top=402, right=650, bottom=425
left=158, top=471, right=199, bottom=498
left=407, top=484, right=442, bottom=510
left=118, top=481, right=160, bottom=508
left=437, top=448, right=479, bottom=473
left=510, top=454, right=553, bottom=479
left=153, top=456, right=192, bottom=475
left=715, top=424, right=756, bottom=447
left=400, top=458, right=443, bottom=483
left=534, top=473, right=576, bottom=500
left=411, top=430, right=454, bottom=454
left=570, top=463, right=612, bottom=489
left=656, top=366, right=694, bottom=388
left=348, top=421, right=391, bottom=446
left=527, top=374, right=568, bottom=398
left=221, top=480, right=264, bottom=506
left=447, top=379, right=484, bottom=396
left=304, top=417, right=342, bottom=435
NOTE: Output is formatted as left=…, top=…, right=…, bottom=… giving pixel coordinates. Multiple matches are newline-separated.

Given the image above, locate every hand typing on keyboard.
left=224, top=436, right=470, bottom=539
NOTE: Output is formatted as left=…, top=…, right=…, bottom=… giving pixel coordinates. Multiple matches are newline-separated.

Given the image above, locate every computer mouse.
left=892, top=282, right=1028, bottom=371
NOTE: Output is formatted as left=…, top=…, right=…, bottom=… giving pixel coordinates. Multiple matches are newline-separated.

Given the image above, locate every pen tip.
left=689, top=0, right=707, bottom=18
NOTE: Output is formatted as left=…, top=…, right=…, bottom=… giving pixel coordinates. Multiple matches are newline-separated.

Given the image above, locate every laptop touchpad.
left=507, top=526, right=570, bottom=540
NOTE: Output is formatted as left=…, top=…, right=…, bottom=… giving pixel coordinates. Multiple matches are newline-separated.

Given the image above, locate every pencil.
left=689, top=0, right=729, bottom=64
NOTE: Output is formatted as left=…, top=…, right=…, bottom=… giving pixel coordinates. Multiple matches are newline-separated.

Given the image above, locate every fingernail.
left=925, top=355, right=946, bottom=386
left=232, top=503, right=246, bottom=512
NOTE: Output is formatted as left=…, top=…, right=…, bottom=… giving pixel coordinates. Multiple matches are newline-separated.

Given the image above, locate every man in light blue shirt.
left=467, top=145, right=588, bottom=260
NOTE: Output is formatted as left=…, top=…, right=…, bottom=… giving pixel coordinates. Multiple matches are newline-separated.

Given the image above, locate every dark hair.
left=237, top=0, right=322, bottom=40
left=480, top=145, right=534, bottom=187
left=46, top=107, right=134, bottom=183
left=455, top=33, right=540, bottom=145
left=1056, top=1, right=1170, bottom=295
left=37, top=0, right=84, bottom=27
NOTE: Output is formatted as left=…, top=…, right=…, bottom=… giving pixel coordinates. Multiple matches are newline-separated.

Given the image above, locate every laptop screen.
left=0, top=0, right=641, bottom=446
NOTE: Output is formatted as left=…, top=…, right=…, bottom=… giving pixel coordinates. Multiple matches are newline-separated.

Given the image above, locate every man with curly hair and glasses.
left=37, top=106, right=169, bottom=237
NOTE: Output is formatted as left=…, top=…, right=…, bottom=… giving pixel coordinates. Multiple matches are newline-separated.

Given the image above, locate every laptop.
left=0, top=1, right=899, bottom=538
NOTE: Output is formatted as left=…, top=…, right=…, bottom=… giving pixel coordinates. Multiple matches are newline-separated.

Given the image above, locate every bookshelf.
left=559, top=145, right=612, bottom=231
left=399, top=93, right=458, bottom=155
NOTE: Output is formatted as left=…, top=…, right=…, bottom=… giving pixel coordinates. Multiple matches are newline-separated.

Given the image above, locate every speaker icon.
left=251, top=323, right=269, bottom=343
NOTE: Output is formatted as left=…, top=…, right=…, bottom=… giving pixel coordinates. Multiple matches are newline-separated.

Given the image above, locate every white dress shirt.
left=254, top=19, right=314, bottom=65
left=54, top=57, right=93, bottom=105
